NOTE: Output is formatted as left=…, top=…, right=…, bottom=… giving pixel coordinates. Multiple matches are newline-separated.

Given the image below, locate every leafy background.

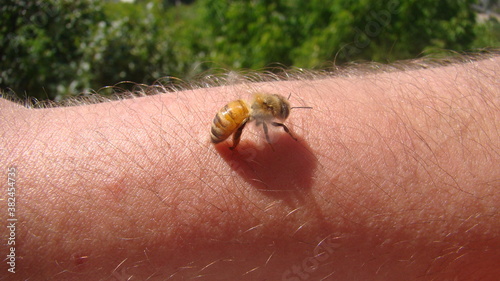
left=1, top=0, right=499, bottom=101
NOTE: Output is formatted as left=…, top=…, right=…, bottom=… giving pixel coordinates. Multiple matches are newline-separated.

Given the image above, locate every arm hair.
left=1, top=52, right=499, bottom=280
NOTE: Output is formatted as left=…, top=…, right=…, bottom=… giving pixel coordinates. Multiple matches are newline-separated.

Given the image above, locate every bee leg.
left=271, top=122, right=298, bottom=141
left=229, top=119, right=248, bottom=150
left=262, top=122, right=275, bottom=151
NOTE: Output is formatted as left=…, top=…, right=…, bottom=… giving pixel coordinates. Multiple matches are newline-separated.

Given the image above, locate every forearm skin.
left=0, top=57, right=499, bottom=280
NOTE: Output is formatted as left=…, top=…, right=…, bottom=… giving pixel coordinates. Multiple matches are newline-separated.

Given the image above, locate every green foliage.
left=472, top=16, right=500, bottom=48
left=0, top=0, right=105, bottom=100
left=84, top=1, right=172, bottom=89
left=392, top=0, right=477, bottom=56
left=0, top=0, right=495, bottom=101
left=199, top=0, right=478, bottom=67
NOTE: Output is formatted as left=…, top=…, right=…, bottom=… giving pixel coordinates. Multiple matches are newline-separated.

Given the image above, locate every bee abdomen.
left=210, top=118, right=226, bottom=143
left=210, top=100, right=249, bottom=143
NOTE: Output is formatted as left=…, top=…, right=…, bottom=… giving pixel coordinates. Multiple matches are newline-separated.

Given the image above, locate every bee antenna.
left=291, top=106, right=313, bottom=110
left=288, top=93, right=312, bottom=109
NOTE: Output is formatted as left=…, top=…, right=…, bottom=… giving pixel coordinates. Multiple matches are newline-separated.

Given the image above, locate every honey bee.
left=210, top=93, right=301, bottom=150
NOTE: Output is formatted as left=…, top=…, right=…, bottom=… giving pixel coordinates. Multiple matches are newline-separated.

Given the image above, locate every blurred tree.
left=0, top=0, right=105, bottom=100
left=472, top=16, right=500, bottom=48
left=198, top=0, right=478, bottom=67
left=85, top=1, right=169, bottom=90
left=85, top=0, right=208, bottom=94
left=0, top=0, right=486, bottom=101
left=388, top=0, right=477, bottom=57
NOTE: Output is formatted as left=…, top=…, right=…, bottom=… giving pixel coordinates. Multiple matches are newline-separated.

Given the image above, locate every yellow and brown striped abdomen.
left=210, top=100, right=250, bottom=143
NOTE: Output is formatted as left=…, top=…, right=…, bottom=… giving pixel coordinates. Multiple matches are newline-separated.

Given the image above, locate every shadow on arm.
left=214, top=134, right=317, bottom=193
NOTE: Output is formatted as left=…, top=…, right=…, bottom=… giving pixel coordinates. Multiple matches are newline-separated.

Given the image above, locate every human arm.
left=1, top=55, right=499, bottom=280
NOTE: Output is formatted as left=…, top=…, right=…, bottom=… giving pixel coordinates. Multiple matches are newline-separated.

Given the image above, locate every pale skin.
left=1, top=56, right=499, bottom=280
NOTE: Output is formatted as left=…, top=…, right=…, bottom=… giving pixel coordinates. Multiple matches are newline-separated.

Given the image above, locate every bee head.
left=252, top=93, right=291, bottom=121
left=273, top=94, right=291, bottom=120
